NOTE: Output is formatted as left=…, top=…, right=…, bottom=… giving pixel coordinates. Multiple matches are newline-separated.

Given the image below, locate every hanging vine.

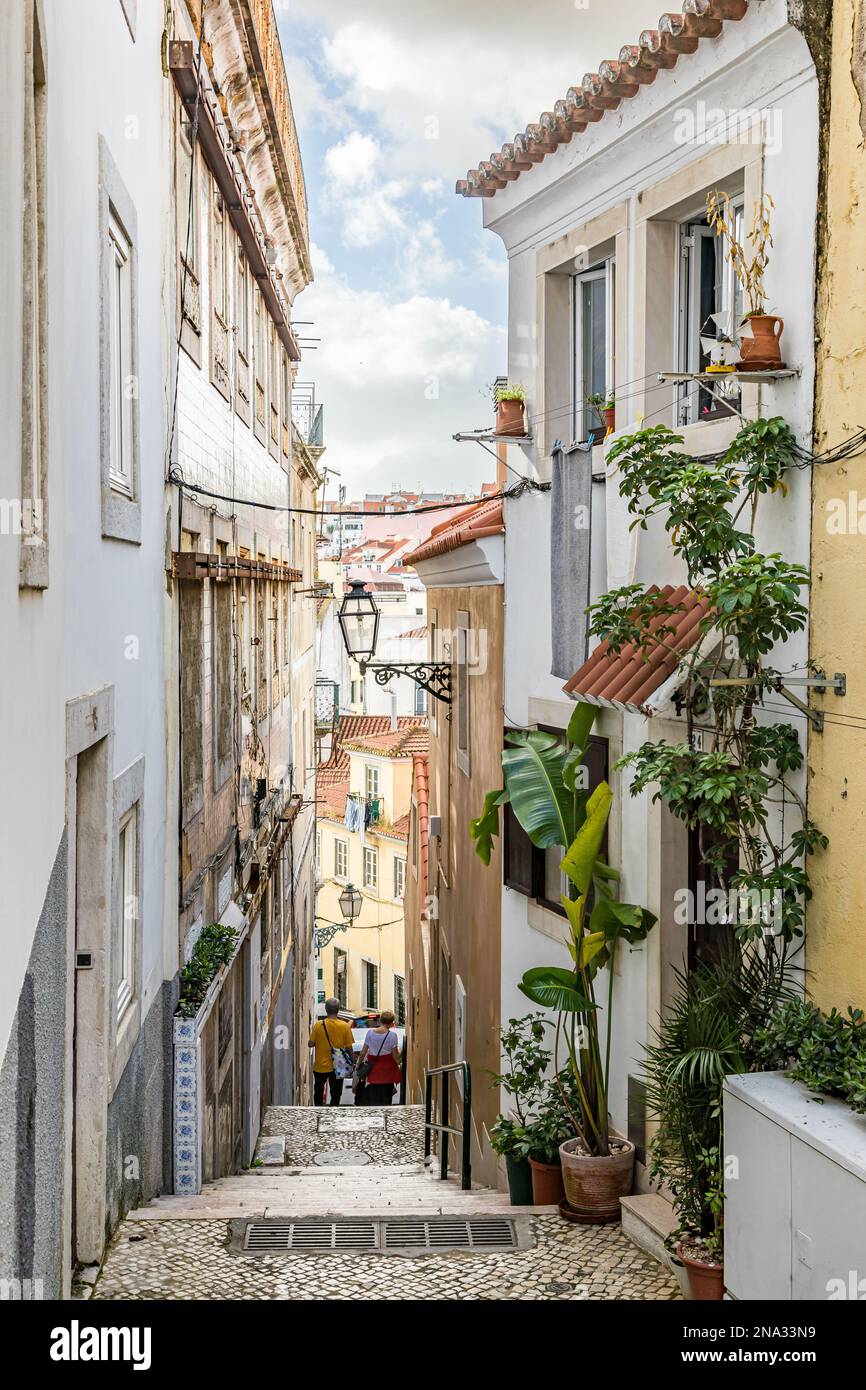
left=586, top=416, right=827, bottom=986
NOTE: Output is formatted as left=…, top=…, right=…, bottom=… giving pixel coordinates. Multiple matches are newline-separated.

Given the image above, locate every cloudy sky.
left=276, top=0, right=664, bottom=498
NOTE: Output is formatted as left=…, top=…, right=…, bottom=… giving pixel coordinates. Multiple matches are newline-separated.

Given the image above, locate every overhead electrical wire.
left=167, top=467, right=550, bottom=520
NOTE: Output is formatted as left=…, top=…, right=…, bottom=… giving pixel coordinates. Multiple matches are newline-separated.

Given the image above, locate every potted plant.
left=472, top=704, right=657, bottom=1221
left=706, top=190, right=785, bottom=370
left=644, top=951, right=795, bottom=1299
left=489, top=1115, right=533, bottom=1204
left=587, top=391, right=615, bottom=435
left=493, top=381, right=527, bottom=437
left=524, top=1076, right=575, bottom=1205
left=489, top=1013, right=550, bottom=1205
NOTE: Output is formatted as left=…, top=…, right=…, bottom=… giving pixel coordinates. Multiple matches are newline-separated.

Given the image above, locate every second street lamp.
left=338, top=882, right=363, bottom=922
left=336, top=579, right=452, bottom=705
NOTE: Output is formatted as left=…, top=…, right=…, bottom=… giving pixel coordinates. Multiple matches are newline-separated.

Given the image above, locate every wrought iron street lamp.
left=338, top=882, right=363, bottom=922
left=337, top=580, right=380, bottom=666
left=315, top=882, right=363, bottom=951
left=337, top=579, right=452, bottom=704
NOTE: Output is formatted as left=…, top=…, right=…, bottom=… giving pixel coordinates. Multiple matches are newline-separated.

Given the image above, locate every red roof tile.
left=562, top=585, right=711, bottom=714
left=412, top=753, right=430, bottom=906
left=341, top=725, right=430, bottom=760
left=320, top=715, right=428, bottom=773
left=456, top=1, right=750, bottom=199
left=406, top=498, right=504, bottom=565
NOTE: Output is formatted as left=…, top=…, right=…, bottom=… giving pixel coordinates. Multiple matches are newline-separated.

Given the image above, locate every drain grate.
left=240, top=1215, right=519, bottom=1255
left=383, top=1217, right=516, bottom=1251
left=244, top=1220, right=378, bottom=1252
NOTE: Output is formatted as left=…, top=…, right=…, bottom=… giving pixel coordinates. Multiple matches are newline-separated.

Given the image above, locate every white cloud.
left=324, top=130, right=382, bottom=187
left=290, top=1, right=667, bottom=180
left=322, top=136, right=455, bottom=286
left=309, top=241, right=335, bottom=275
left=294, top=268, right=506, bottom=491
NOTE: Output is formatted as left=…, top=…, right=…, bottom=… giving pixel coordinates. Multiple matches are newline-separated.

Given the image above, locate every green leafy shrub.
left=753, top=1000, right=866, bottom=1113
left=177, top=922, right=239, bottom=1019
left=494, top=381, right=526, bottom=403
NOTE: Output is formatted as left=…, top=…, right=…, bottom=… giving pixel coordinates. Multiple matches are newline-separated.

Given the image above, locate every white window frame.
left=394, top=856, right=406, bottom=901
left=334, top=836, right=348, bottom=881
left=677, top=198, right=744, bottom=425
left=394, top=973, right=406, bottom=1026
left=365, top=764, right=380, bottom=798
left=363, top=845, right=378, bottom=892
left=363, top=958, right=379, bottom=1011
left=116, top=806, right=138, bottom=1019
left=108, top=210, right=133, bottom=496
left=334, top=946, right=348, bottom=1008
left=573, top=258, right=615, bottom=443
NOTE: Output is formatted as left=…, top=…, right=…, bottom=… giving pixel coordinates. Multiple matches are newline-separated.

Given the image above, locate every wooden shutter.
left=503, top=802, right=537, bottom=896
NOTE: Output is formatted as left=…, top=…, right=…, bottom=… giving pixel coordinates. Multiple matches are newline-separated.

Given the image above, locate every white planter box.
left=724, top=1072, right=866, bottom=1300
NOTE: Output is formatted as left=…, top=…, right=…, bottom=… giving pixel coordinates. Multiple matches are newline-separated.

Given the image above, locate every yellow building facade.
left=316, top=725, right=427, bottom=1021
left=807, top=0, right=866, bottom=1011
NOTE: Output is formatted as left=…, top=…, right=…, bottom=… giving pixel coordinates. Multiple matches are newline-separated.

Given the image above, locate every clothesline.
left=344, top=792, right=383, bottom=834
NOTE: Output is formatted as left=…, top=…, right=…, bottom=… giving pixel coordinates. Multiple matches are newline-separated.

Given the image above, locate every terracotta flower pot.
left=528, top=1157, right=566, bottom=1206
left=558, top=1138, right=635, bottom=1223
left=495, top=397, right=526, bottom=437
left=677, top=1244, right=725, bottom=1301
left=602, top=406, right=615, bottom=434
left=737, top=314, right=785, bottom=370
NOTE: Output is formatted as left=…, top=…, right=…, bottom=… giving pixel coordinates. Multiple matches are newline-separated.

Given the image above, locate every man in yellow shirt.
left=308, top=999, right=356, bottom=1106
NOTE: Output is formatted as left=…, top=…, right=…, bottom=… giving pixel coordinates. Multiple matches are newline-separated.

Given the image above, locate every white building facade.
left=0, top=0, right=173, bottom=1297
left=461, top=0, right=820, bottom=1165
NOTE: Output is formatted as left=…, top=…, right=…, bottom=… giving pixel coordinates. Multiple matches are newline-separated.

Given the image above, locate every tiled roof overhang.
left=319, top=715, right=428, bottom=773
left=563, top=585, right=711, bottom=714
left=406, top=499, right=504, bottom=565
left=456, top=0, right=750, bottom=198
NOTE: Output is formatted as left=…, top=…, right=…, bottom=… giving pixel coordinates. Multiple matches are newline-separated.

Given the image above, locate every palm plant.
left=471, top=702, right=657, bottom=1157
left=643, top=947, right=797, bottom=1258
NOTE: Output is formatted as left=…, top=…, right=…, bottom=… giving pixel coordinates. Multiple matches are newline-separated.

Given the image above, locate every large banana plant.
left=471, top=702, right=657, bottom=1156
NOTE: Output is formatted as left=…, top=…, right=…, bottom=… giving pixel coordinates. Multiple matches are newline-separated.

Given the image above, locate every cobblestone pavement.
left=261, top=1104, right=425, bottom=1166
left=94, top=1105, right=680, bottom=1300
left=94, top=1214, right=679, bottom=1301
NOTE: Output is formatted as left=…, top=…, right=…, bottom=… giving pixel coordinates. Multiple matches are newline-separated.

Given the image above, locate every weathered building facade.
left=403, top=501, right=505, bottom=1187
left=167, top=0, right=318, bottom=1181
left=316, top=715, right=427, bottom=1024
left=806, top=0, right=866, bottom=1012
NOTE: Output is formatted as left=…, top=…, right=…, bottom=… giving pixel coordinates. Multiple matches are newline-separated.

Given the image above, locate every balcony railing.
left=292, top=382, right=324, bottom=447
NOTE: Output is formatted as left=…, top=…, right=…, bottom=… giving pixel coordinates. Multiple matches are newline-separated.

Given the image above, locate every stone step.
left=128, top=1166, right=535, bottom=1219
left=620, top=1193, right=678, bottom=1268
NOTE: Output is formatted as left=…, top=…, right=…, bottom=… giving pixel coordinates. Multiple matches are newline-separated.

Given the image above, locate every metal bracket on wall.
left=363, top=660, right=452, bottom=705
left=708, top=670, right=846, bottom=733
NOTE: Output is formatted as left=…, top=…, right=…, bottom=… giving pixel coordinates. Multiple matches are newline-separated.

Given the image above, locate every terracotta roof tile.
left=406, top=498, right=504, bottom=565
left=341, top=725, right=430, bottom=759
left=320, top=715, right=428, bottom=773
left=456, top=1, right=750, bottom=198
left=562, top=585, right=711, bottom=714
left=412, top=753, right=430, bottom=905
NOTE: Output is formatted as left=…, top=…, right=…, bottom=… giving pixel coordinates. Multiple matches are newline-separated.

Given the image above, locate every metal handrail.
left=423, top=1062, right=471, bottom=1191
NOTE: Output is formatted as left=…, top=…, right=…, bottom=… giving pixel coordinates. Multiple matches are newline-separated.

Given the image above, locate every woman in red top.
left=356, top=1011, right=402, bottom=1106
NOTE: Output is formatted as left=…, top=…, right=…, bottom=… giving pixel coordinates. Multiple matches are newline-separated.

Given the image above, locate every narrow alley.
left=90, top=1107, right=679, bottom=1302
